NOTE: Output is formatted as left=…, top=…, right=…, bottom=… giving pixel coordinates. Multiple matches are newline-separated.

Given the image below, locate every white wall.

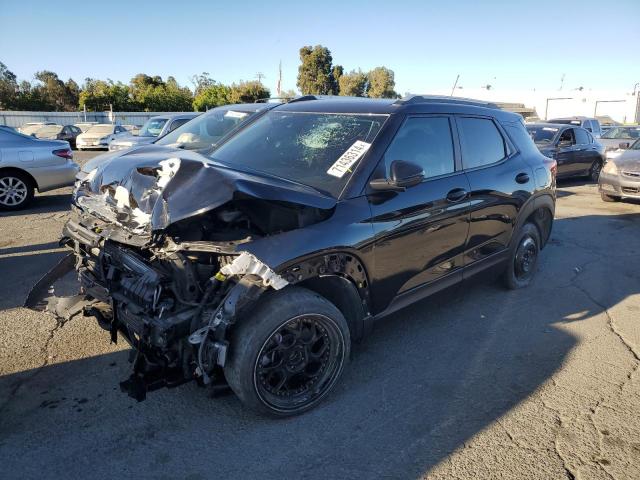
left=428, top=88, right=639, bottom=123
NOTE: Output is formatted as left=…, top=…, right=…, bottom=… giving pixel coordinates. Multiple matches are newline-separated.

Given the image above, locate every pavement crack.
left=0, top=311, right=78, bottom=413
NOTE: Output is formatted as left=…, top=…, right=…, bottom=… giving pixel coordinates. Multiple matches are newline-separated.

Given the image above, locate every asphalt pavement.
left=0, top=151, right=638, bottom=479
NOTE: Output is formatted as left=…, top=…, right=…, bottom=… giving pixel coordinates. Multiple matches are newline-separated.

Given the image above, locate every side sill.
left=370, top=249, right=510, bottom=325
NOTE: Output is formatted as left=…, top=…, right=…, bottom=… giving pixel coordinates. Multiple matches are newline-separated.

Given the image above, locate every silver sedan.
left=599, top=138, right=640, bottom=202
left=0, top=128, right=79, bottom=210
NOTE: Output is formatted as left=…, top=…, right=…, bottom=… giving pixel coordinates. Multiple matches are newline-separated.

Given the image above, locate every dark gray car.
left=526, top=123, right=605, bottom=180
left=108, top=113, right=200, bottom=151
left=547, top=116, right=603, bottom=138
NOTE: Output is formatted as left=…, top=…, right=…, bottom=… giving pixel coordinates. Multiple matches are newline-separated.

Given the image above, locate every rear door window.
left=574, top=128, right=590, bottom=145
left=457, top=117, right=507, bottom=169
left=168, top=118, right=191, bottom=132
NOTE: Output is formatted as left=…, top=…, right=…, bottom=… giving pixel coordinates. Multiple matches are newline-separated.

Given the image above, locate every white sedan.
left=0, top=128, right=79, bottom=210
left=76, top=124, right=129, bottom=150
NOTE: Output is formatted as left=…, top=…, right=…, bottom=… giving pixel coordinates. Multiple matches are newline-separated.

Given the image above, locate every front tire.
left=0, top=171, right=34, bottom=210
left=589, top=161, right=602, bottom=182
left=504, top=223, right=541, bottom=290
left=224, top=287, right=350, bottom=417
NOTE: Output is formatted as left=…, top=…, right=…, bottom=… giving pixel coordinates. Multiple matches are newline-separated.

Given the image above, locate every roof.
left=208, top=102, right=277, bottom=114
left=547, top=116, right=596, bottom=121
left=271, top=95, right=521, bottom=121
left=527, top=122, right=590, bottom=132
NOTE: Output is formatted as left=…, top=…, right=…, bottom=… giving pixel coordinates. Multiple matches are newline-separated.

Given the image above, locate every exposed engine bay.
left=26, top=151, right=337, bottom=400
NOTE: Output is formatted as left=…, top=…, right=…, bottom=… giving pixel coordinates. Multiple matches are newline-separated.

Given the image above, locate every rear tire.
left=503, top=223, right=541, bottom=290
left=0, top=171, right=34, bottom=210
left=600, top=192, right=619, bottom=202
left=224, top=287, right=350, bottom=417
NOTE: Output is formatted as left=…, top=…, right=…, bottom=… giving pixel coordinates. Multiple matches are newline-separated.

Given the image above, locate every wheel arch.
left=277, top=251, right=372, bottom=341
left=515, top=194, right=554, bottom=249
left=0, top=167, right=39, bottom=190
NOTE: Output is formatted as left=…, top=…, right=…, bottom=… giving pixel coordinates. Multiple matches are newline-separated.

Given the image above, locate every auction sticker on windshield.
left=224, top=111, right=247, bottom=119
left=327, top=140, right=371, bottom=178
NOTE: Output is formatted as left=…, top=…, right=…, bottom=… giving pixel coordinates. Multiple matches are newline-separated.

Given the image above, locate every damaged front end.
left=26, top=151, right=334, bottom=400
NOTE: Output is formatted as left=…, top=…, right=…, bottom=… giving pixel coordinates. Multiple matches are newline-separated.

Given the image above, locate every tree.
left=65, top=78, right=80, bottom=108
left=31, top=70, right=78, bottom=110
left=297, top=45, right=336, bottom=95
left=366, top=67, right=398, bottom=99
left=331, top=65, right=343, bottom=95
left=162, top=76, right=194, bottom=111
left=128, top=74, right=193, bottom=111
left=190, top=72, right=216, bottom=96
left=193, top=83, right=231, bottom=111
left=0, top=61, right=18, bottom=110
left=279, top=88, right=297, bottom=99
left=229, top=80, right=270, bottom=104
left=15, top=80, right=47, bottom=110
left=338, top=69, right=367, bottom=97
left=79, top=78, right=133, bottom=111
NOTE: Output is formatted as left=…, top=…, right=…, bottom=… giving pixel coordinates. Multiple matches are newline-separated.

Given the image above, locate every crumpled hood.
left=75, top=146, right=336, bottom=235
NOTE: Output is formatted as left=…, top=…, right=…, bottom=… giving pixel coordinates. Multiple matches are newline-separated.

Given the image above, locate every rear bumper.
left=77, top=145, right=108, bottom=150
left=30, top=161, right=80, bottom=192
left=599, top=172, right=640, bottom=198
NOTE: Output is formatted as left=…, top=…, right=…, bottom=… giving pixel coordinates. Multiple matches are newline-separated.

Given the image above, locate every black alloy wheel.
left=224, top=287, right=350, bottom=416
left=254, top=314, right=345, bottom=412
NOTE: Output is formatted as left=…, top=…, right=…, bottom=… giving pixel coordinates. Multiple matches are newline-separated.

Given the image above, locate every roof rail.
left=286, top=95, right=320, bottom=104
left=254, top=96, right=297, bottom=103
left=394, top=95, right=500, bottom=109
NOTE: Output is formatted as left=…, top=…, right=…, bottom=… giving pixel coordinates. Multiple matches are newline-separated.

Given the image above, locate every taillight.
left=544, top=158, right=557, bottom=177
left=53, top=148, right=73, bottom=160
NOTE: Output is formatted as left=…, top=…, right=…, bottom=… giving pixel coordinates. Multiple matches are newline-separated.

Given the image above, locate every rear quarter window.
left=503, top=122, right=540, bottom=156
left=457, top=117, right=507, bottom=169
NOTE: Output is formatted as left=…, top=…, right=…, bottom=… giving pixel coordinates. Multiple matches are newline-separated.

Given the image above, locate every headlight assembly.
left=602, top=161, right=618, bottom=175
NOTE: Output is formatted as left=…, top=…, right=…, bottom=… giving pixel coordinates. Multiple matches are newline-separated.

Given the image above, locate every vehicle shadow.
left=0, top=213, right=638, bottom=479
left=0, top=249, right=66, bottom=310
left=0, top=192, right=72, bottom=218
left=557, top=177, right=594, bottom=186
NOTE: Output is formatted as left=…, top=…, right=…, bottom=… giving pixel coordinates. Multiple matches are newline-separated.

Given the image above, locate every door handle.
left=446, top=188, right=468, bottom=202
left=515, top=173, right=530, bottom=184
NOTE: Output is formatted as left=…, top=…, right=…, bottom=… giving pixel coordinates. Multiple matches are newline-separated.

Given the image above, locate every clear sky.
left=1, top=0, right=639, bottom=95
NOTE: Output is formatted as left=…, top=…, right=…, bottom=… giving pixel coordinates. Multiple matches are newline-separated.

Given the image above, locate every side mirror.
left=557, top=140, right=572, bottom=148
left=370, top=160, right=424, bottom=192
left=619, top=142, right=630, bottom=149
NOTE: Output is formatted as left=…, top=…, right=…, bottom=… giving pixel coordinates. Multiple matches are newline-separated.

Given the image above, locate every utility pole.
left=545, top=97, right=572, bottom=120
left=277, top=61, right=282, bottom=97
left=256, top=72, right=266, bottom=84
left=450, top=74, right=460, bottom=96
left=633, top=82, right=640, bottom=123
left=558, top=73, right=565, bottom=91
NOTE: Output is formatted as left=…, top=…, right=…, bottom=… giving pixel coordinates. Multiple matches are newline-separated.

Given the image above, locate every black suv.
left=31, top=96, right=555, bottom=416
